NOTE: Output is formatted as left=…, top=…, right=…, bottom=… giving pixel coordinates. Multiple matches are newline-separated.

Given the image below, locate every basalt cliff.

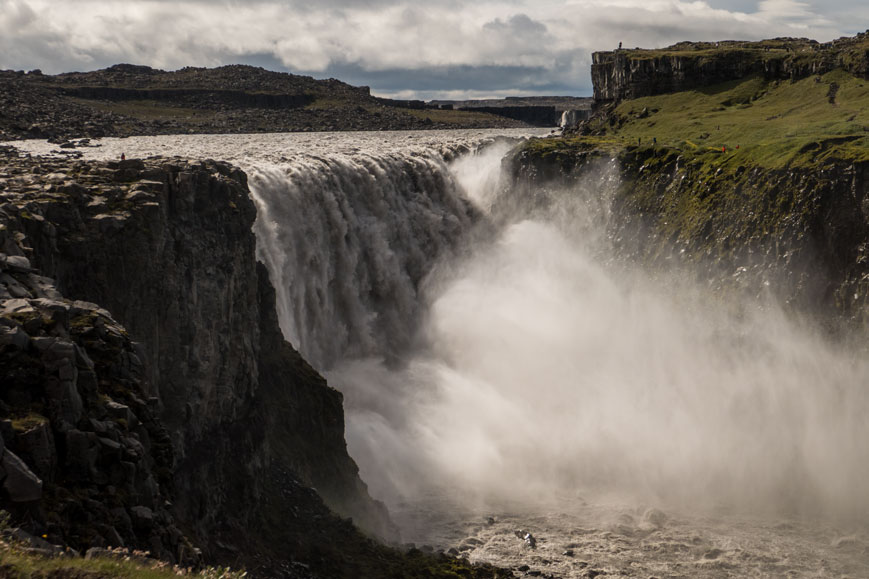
left=0, top=147, right=505, bottom=578
left=592, top=33, right=869, bottom=103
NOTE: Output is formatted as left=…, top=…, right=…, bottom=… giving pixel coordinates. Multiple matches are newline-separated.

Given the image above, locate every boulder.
left=1, top=298, right=33, bottom=316
left=64, top=429, right=99, bottom=480
left=105, top=401, right=133, bottom=425
left=10, top=528, right=64, bottom=556
left=15, top=421, right=56, bottom=479
left=130, top=505, right=154, bottom=529
left=1, top=449, right=43, bottom=502
left=2, top=254, right=32, bottom=272
left=0, top=325, right=29, bottom=349
left=1, top=273, right=31, bottom=298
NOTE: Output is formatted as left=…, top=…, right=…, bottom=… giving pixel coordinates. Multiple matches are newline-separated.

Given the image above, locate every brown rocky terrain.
left=0, top=65, right=527, bottom=141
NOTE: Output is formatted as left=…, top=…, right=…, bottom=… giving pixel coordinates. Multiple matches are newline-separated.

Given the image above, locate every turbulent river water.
left=10, top=130, right=869, bottom=578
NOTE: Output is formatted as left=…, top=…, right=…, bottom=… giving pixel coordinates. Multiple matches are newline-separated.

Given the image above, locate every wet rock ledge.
left=0, top=145, right=404, bottom=577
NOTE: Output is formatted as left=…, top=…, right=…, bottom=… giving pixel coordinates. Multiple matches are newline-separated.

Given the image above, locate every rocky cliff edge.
left=0, top=146, right=401, bottom=576
left=592, top=32, right=869, bottom=103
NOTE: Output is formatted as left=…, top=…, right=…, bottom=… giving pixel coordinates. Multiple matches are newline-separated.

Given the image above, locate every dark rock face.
left=0, top=236, right=191, bottom=561
left=0, top=147, right=394, bottom=571
left=592, top=49, right=763, bottom=103
left=59, top=86, right=316, bottom=110
left=592, top=33, right=869, bottom=103
left=509, top=146, right=869, bottom=325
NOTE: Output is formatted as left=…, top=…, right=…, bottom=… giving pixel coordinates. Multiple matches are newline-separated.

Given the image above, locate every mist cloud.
left=329, top=149, right=869, bottom=520
left=0, top=0, right=857, bottom=99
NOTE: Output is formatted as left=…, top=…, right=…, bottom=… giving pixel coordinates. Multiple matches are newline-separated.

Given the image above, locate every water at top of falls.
left=4, top=128, right=550, bottom=166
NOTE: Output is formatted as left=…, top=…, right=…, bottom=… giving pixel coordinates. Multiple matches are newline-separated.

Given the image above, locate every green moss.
left=523, top=135, right=626, bottom=163
left=7, top=310, right=50, bottom=328
left=10, top=412, right=48, bottom=433
left=69, top=312, right=97, bottom=332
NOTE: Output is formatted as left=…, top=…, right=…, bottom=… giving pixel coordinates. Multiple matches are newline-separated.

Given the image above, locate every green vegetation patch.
left=616, top=147, right=825, bottom=260
left=303, top=97, right=355, bottom=110
left=10, top=412, right=49, bottom=433
left=0, top=545, right=246, bottom=579
left=558, top=69, right=869, bottom=169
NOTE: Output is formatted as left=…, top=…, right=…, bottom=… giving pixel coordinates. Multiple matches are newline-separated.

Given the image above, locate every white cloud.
left=0, top=0, right=853, bottom=98
left=756, top=0, right=833, bottom=30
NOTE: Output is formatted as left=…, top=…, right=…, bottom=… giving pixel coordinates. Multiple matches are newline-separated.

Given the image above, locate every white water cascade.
left=245, top=136, right=869, bottom=525
left=248, top=150, right=482, bottom=369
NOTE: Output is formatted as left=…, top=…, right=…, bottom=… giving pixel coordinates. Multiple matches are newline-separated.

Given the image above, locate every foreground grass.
left=0, top=544, right=244, bottom=579
left=535, top=69, right=869, bottom=169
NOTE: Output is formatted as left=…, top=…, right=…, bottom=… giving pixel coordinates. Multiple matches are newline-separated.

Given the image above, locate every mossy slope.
left=518, top=56, right=869, bottom=324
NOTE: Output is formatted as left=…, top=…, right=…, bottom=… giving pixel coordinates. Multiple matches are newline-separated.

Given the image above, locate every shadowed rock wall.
left=0, top=149, right=395, bottom=571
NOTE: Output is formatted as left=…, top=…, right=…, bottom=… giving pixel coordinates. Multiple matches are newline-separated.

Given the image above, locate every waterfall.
left=249, top=137, right=869, bottom=523
left=248, top=145, right=494, bottom=370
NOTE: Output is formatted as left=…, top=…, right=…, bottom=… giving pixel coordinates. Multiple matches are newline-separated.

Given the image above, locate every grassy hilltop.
left=529, top=68, right=869, bottom=169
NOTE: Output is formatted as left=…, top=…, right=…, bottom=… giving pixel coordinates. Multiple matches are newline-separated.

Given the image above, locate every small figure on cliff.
left=653, top=137, right=657, bottom=145
left=638, top=137, right=641, bottom=146
left=120, top=153, right=126, bottom=161
left=619, top=42, right=622, bottom=50
left=722, top=145, right=726, bottom=153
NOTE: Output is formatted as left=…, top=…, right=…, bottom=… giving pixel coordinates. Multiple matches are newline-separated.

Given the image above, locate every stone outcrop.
left=0, top=146, right=399, bottom=574
left=508, top=145, right=869, bottom=326
left=592, top=33, right=869, bottom=103
left=0, top=241, right=194, bottom=562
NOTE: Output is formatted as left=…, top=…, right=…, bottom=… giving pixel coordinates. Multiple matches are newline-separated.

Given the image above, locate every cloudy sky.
left=1, top=0, right=866, bottom=99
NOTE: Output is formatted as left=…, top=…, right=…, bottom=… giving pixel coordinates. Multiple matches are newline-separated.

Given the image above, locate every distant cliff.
left=0, top=64, right=526, bottom=140
left=592, top=33, right=869, bottom=103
